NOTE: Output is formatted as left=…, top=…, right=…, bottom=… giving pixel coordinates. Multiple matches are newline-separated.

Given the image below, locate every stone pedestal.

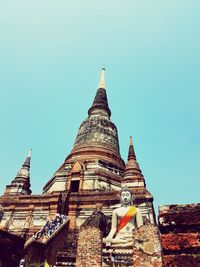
left=102, top=246, right=133, bottom=266
left=132, top=223, right=163, bottom=267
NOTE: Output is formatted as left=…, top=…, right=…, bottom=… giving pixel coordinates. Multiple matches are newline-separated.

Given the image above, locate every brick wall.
left=159, top=203, right=200, bottom=267
left=133, top=223, right=163, bottom=267
left=77, top=226, right=102, bottom=267
left=76, top=210, right=107, bottom=267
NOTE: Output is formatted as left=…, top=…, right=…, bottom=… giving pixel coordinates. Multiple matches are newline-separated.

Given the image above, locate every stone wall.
left=132, top=223, right=163, bottom=267
left=159, top=203, right=200, bottom=267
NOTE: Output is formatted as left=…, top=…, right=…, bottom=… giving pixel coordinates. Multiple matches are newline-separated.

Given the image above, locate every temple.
left=0, top=69, right=199, bottom=267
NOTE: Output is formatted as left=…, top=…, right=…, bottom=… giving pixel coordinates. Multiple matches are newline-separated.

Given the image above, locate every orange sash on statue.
left=116, top=206, right=137, bottom=233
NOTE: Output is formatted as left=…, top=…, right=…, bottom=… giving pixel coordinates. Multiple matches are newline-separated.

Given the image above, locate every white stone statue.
left=104, top=188, right=143, bottom=247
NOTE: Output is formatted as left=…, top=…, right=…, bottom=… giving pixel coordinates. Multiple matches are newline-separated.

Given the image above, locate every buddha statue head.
left=120, top=187, right=135, bottom=206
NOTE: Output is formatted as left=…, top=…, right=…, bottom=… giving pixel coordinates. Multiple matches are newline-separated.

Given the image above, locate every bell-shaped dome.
left=72, top=115, right=120, bottom=156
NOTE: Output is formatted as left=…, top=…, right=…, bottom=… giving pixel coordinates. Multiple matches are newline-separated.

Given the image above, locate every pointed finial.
left=98, top=66, right=106, bottom=89
left=27, top=149, right=32, bottom=158
left=128, top=135, right=136, bottom=160
left=130, top=136, right=133, bottom=146
left=22, top=149, right=32, bottom=168
left=88, top=67, right=111, bottom=117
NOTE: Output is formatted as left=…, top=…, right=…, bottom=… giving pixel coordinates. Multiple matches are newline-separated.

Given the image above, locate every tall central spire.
left=71, top=67, right=121, bottom=157
left=88, top=67, right=111, bottom=118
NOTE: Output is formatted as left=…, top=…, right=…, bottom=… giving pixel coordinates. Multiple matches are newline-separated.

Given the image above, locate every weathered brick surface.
left=163, top=255, right=200, bottom=267
left=159, top=203, right=200, bottom=267
left=76, top=210, right=106, bottom=267
left=133, top=223, right=163, bottom=267
left=162, top=233, right=200, bottom=252
left=77, top=227, right=102, bottom=267
left=0, top=193, right=61, bottom=238
left=159, top=204, right=200, bottom=230
left=56, top=229, right=78, bottom=265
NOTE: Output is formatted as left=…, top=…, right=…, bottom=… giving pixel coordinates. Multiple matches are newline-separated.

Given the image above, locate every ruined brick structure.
left=0, top=68, right=198, bottom=266
left=159, top=204, right=200, bottom=267
left=132, top=223, right=163, bottom=267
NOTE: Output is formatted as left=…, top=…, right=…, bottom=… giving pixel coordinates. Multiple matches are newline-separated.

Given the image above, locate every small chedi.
left=0, top=68, right=199, bottom=267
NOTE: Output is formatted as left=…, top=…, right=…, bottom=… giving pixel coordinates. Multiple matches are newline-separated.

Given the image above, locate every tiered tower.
left=43, top=68, right=125, bottom=195
left=4, top=149, right=32, bottom=195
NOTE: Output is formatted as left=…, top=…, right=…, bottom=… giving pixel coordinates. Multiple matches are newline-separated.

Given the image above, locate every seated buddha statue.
left=103, top=188, right=143, bottom=247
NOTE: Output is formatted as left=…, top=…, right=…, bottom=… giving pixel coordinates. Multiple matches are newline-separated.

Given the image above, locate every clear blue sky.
left=0, top=1, right=199, bottom=214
